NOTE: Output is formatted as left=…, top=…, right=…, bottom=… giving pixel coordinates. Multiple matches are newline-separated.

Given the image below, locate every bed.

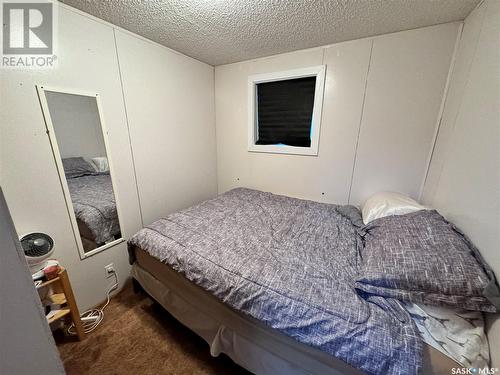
left=127, top=188, right=487, bottom=375
left=66, top=173, right=121, bottom=250
left=131, top=247, right=461, bottom=375
left=62, top=157, right=121, bottom=251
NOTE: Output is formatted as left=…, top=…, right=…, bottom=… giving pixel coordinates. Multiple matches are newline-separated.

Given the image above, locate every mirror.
left=38, top=87, right=123, bottom=257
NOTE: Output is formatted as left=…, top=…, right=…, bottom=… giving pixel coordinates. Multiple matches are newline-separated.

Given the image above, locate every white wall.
left=422, top=0, right=500, bottom=366
left=45, top=91, right=107, bottom=159
left=349, top=24, right=459, bottom=204
left=0, top=6, right=142, bottom=310
left=0, top=4, right=217, bottom=310
left=114, top=30, right=217, bottom=226
left=215, top=23, right=460, bottom=206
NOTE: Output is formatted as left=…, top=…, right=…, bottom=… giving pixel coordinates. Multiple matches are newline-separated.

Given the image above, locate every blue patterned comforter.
left=128, top=188, right=422, bottom=374
left=67, top=173, right=120, bottom=244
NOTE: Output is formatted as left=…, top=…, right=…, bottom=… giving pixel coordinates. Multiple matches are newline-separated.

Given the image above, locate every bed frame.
left=77, top=219, right=99, bottom=252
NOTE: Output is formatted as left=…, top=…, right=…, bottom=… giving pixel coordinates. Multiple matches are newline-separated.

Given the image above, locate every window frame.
left=247, top=65, right=326, bottom=156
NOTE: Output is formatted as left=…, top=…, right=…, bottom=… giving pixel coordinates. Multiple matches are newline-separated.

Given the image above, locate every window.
left=248, top=65, right=326, bottom=156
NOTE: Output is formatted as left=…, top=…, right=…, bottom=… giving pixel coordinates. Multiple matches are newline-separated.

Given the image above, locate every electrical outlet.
left=104, top=263, right=115, bottom=278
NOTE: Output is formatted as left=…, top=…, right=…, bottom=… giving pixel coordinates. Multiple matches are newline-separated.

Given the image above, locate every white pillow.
left=361, top=192, right=424, bottom=225
left=91, top=156, right=109, bottom=173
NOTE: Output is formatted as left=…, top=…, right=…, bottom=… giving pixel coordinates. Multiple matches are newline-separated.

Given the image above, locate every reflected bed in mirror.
left=37, top=87, right=123, bottom=258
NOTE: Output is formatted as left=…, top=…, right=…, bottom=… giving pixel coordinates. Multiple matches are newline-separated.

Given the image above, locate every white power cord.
left=67, top=270, right=119, bottom=335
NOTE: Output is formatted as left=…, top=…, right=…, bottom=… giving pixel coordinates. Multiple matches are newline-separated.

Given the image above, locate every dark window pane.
left=256, top=76, right=316, bottom=147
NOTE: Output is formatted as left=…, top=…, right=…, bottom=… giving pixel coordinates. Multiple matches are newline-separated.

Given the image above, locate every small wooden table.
left=37, top=267, right=86, bottom=341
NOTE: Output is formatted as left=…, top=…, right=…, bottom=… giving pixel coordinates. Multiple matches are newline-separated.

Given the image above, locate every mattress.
left=128, top=188, right=449, bottom=374
left=132, top=246, right=460, bottom=375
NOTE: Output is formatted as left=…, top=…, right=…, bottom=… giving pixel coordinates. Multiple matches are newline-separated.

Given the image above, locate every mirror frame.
left=36, top=85, right=125, bottom=259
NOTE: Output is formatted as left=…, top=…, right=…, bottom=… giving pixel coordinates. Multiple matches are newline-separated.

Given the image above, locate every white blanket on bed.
left=405, top=302, right=490, bottom=368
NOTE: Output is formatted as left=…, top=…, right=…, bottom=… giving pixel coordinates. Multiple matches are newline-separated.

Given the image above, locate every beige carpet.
left=55, top=283, right=251, bottom=374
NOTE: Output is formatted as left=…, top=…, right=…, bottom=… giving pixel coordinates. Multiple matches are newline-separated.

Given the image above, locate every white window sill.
left=248, top=144, right=319, bottom=156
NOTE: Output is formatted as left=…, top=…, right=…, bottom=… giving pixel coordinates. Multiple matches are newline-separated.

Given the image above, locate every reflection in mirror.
left=41, top=90, right=122, bottom=256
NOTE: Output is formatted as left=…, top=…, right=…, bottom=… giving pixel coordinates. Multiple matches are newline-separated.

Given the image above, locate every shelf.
left=35, top=268, right=66, bottom=289
left=36, top=276, right=60, bottom=289
left=47, top=308, right=70, bottom=324
left=35, top=267, right=85, bottom=340
left=48, top=293, right=67, bottom=305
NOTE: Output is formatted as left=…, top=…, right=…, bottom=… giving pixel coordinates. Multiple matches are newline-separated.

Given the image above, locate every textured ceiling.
left=61, top=0, right=479, bottom=66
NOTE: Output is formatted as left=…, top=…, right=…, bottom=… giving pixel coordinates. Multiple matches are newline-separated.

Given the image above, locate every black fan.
left=20, top=232, right=55, bottom=274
